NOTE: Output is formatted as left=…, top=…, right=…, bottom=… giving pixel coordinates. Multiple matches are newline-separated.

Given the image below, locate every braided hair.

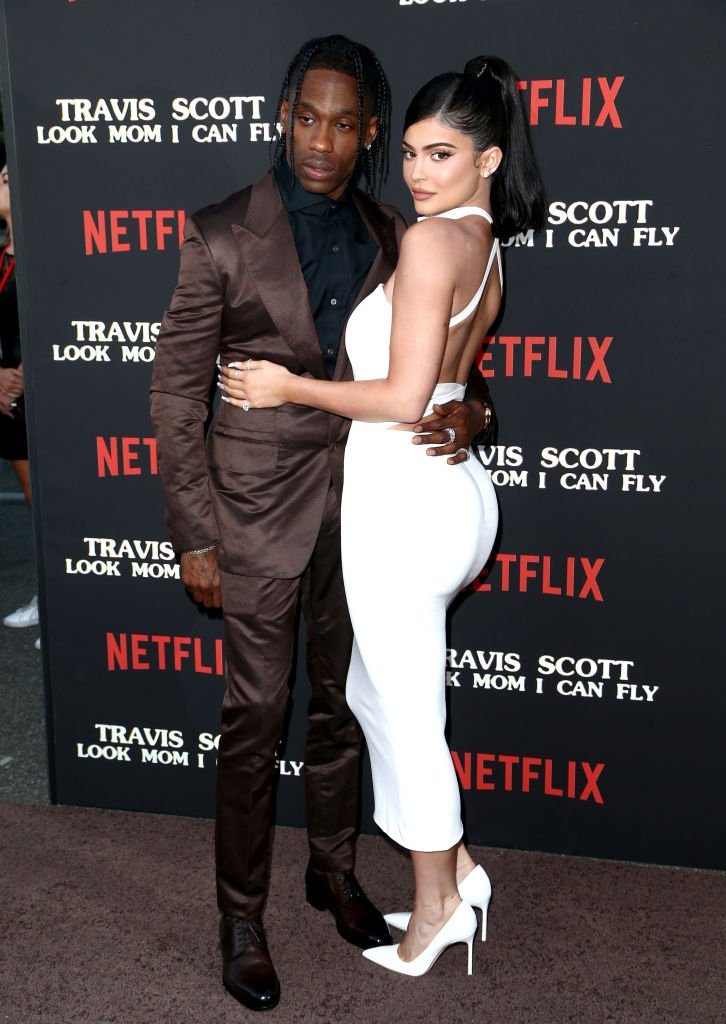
left=272, top=35, right=390, bottom=195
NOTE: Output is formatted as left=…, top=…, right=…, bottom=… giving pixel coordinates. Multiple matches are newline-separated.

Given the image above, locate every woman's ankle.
left=455, top=850, right=477, bottom=883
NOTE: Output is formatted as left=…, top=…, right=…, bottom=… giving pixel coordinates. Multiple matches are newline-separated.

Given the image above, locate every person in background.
left=0, top=159, right=37, bottom=635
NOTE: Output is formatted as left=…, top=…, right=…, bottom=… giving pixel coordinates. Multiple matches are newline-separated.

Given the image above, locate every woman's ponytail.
left=465, top=56, right=545, bottom=238
left=404, top=56, right=546, bottom=239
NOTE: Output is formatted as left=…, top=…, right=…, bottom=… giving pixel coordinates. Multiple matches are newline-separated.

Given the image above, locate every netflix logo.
left=452, top=751, right=605, bottom=804
left=106, top=632, right=224, bottom=676
left=96, top=436, right=157, bottom=477
left=518, top=76, right=624, bottom=128
left=471, top=554, right=605, bottom=601
left=83, top=209, right=185, bottom=255
left=478, top=334, right=612, bottom=382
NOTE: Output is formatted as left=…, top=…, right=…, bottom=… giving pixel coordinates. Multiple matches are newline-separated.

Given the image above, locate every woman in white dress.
left=219, top=55, right=545, bottom=976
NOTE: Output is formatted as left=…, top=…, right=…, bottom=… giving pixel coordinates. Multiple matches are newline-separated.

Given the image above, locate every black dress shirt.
left=275, top=164, right=377, bottom=378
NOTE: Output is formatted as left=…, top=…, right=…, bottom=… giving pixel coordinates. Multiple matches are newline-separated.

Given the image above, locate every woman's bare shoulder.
left=398, top=218, right=467, bottom=278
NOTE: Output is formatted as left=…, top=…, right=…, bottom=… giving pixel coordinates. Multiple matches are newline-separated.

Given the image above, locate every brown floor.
left=0, top=802, right=723, bottom=1024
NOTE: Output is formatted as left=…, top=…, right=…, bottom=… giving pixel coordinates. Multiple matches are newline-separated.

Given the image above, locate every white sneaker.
left=3, top=595, right=39, bottom=628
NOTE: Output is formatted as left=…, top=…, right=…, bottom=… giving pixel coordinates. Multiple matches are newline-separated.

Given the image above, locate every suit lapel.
left=334, top=190, right=399, bottom=382
left=231, top=173, right=326, bottom=378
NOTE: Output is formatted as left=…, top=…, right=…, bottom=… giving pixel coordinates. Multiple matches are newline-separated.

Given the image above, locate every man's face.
left=280, top=69, right=377, bottom=201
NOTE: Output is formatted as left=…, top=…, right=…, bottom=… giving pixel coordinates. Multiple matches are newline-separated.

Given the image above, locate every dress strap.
left=418, top=206, right=502, bottom=326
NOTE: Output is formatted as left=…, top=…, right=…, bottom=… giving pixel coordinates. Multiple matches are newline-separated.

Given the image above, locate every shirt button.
left=332, top=245, right=340, bottom=253
left=330, top=298, right=337, bottom=306
left=326, top=348, right=335, bottom=357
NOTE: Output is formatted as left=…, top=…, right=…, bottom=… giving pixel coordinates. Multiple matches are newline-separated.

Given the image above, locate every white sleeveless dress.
left=342, top=207, right=501, bottom=851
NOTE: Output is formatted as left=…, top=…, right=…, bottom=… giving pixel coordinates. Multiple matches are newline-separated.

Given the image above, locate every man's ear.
left=364, top=115, right=378, bottom=150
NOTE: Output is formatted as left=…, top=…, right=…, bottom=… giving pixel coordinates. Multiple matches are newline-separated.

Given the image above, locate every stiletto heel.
left=466, top=931, right=474, bottom=976
left=364, top=902, right=477, bottom=977
left=384, top=864, right=492, bottom=942
left=458, top=865, right=491, bottom=941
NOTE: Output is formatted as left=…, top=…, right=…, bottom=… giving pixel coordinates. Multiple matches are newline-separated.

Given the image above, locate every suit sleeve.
left=150, top=215, right=223, bottom=553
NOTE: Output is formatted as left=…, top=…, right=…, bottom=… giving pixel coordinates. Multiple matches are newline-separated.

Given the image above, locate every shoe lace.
left=222, top=917, right=267, bottom=958
left=337, top=871, right=364, bottom=903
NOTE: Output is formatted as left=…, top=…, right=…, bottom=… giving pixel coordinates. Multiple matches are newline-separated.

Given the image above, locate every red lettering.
left=529, top=80, right=552, bottom=125
left=479, top=337, right=494, bottom=378
left=499, top=754, right=519, bottom=791
left=150, top=634, right=171, bottom=670
left=451, top=751, right=471, bottom=789
left=587, top=337, right=613, bottom=383
left=595, top=76, right=624, bottom=128
left=519, top=555, right=539, bottom=593
left=447, top=752, right=605, bottom=804
left=96, top=436, right=158, bottom=477
left=500, top=336, right=520, bottom=376
left=131, top=210, right=153, bottom=250
left=122, top=437, right=141, bottom=476
left=580, top=762, right=605, bottom=803
left=542, top=556, right=561, bottom=596
left=83, top=209, right=186, bottom=254
left=106, top=632, right=127, bottom=670
left=567, top=760, right=577, bottom=799
left=194, top=637, right=212, bottom=674
left=523, top=336, right=545, bottom=376
left=110, top=210, right=130, bottom=252
left=547, top=336, right=568, bottom=379
left=521, top=757, right=542, bottom=792
left=155, top=210, right=176, bottom=249
left=472, top=554, right=605, bottom=601
left=96, top=436, right=119, bottom=477
left=173, top=636, right=192, bottom=671
left=83, top=210, right=107, bottom=255
left=581, top=77, right=592, bottom=125
left=579, top=558, right=605, bottom=601
left=476, top=753, right=495, bottom=791
left=554, top=79, right=576, bottom=126
left=543, top=759, right=564, bottom=797
left=131, top=634, right=150, bottom=671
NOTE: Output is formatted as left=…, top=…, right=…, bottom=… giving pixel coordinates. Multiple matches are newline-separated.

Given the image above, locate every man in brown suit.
left=150, top=36, right=493, bottom=1010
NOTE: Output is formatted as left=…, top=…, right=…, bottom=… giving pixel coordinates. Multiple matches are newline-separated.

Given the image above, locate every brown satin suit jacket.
left=150, top=171, right=408, bottom=579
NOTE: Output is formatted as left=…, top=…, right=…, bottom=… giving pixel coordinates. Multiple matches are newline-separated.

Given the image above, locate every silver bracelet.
left=185, top=543, right=217, bottom=556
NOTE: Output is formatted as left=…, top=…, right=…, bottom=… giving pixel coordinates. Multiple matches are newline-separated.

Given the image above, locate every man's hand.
left=181, top=547, right=222, bottom=608
left=412, top=399, right=491, bottom=465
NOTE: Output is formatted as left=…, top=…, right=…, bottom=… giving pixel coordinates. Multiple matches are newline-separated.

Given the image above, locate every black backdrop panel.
left=1, top=0, right=723, bottom=868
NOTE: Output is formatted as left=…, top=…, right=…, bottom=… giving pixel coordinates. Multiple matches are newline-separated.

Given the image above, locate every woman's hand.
left=0, top=365, right=23, bottom=400
left=218, top=359, right=294, bottom=409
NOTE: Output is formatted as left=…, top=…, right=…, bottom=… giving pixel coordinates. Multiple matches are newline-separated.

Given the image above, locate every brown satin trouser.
left=215, top=483, right=361, bottom=920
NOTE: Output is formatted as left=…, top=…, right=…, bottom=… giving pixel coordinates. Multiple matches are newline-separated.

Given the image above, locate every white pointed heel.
left=384, top=864, right=492, bottom=942
left=364, top=902, right=477, bottom=977
left=458, top=864, right=491, bottom=941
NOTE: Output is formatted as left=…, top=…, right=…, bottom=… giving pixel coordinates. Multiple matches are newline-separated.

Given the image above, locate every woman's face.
left=402, top=118, right=494, bottom=216
left=0, top=165, right=9, bottom=218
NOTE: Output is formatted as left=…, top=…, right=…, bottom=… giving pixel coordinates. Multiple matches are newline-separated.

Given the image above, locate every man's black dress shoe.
left=305, top=865, right=393, bottom=949
left=219, top=915, right=280, bottom=1011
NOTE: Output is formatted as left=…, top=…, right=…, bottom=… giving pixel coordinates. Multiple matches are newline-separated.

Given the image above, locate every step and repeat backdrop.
left=1, top=0, right=723, bottom=869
